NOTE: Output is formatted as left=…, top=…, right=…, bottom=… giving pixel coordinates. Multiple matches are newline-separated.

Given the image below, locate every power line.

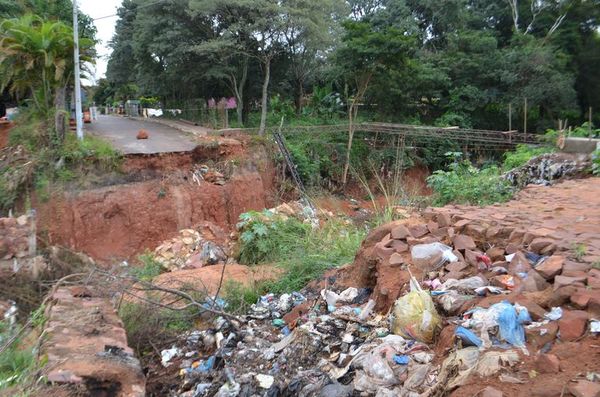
left=91, top=0, right=168, bottom=21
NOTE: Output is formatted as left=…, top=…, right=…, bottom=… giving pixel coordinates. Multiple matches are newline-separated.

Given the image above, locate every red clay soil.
left=122, top=152, right=195, bottom=173
left=37, top=170, right=273, bottom=264
left=151, top=264, right=280, bottom=297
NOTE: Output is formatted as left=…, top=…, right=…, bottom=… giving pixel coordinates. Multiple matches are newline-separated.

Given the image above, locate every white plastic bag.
left=411, top=243, right=458, bottom=270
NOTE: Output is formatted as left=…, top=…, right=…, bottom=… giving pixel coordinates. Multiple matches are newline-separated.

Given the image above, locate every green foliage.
left=593, top=149, right=600, bottom=176
left=119, top=301, right=199, bottom=354
left=59, top=133, right=122, bottom=171
left=223, top=280, right=262, bottom=315
left=570, top=122, right=600, bottom=138
left=237, top=210, right=310, bottom=265
left=0, top=14, right=93, bottom=123
left=0, top=107, right=122, bottom=213
left=265, top=219, right=366, bottom=293
left=427, top=160, right=513, bottom=206
left=139, top=96, right=159, bottom=108
left=0, top=305, right=46, bottom=390
left=235, top=210, right=366, bottom=293
left=130, top=252, right=163, bottom=281
left=502, top=144, right=555, bottom=170
left=572, top=243, right=587, bottom=261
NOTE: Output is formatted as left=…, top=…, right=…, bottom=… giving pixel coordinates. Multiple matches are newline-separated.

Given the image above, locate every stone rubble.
left=153, top=222, right=230, bottom=271
left=153, top=179, right=600, bottom=397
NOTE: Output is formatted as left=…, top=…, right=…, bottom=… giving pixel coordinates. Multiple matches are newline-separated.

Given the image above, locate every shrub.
left=0, top=305, right=46, bottom=391
left=129, top=252, right=164, bottom=281
left=427, top=160, right=513, bottom=206
left=265, top=219, right=366, bottom=293
left=235, top=210, right=366, bottom=294
left=502, top=144, right=554, bottom=170
left=593, top=149, right=600, bottom=176
left=223, top=280, right=262, bottom=314
left=237, top=210, right=310, bottom=265
left=119, top=301, right=199, bottom=355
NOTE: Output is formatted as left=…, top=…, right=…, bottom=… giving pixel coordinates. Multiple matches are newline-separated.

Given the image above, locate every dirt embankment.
left=36, top=138, right=277, bottom=264
left=37, top=171, right=272, bottom=263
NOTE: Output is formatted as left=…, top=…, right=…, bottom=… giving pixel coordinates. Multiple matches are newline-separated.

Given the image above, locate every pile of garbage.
left=503, top=152, right=591, bottom=188
left=153, top=223, right=229, bottom=271
left=157, top=210, right=600, bottom=396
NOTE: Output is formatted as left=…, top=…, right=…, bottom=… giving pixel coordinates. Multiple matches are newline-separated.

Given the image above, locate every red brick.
left=535, top=255, right=564, bottom=280
left=453, top=234, right=476, bottom=251
left=558, top=310, right=588, bottom=341
left=391, top=225, right=411, bottom=240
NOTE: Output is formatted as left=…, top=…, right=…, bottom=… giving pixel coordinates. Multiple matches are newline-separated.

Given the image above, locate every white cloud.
left=79, top=0, right=122, bottom=84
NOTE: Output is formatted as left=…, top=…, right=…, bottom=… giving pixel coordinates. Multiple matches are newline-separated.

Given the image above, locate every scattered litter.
left=411, top=243, right=458, bottom=270
left=442, top=276, right=486, bottom=292
left=474, top=286, right=505, bottom=295
left=393, top=355, right=410, bottom=365
left=455, top=326, right=483, bottom=347
left=255, top=374, right=274, bottom=389
left=160, top=346, right=180, bottom=367
left=391, top=277, right=442, bottom=343
left=462, top=301, right=530, bottom=352
left=591, top=319, right=600, bottom=334
left=544, top=307, right=563, bottom=321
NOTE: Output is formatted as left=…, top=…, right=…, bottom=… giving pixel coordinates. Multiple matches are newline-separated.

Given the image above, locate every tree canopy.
left=101, top=0, right=599, bottom=131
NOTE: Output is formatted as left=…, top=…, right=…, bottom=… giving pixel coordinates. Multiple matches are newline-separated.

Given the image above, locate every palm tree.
left=0, top=14, right=93, bottom=144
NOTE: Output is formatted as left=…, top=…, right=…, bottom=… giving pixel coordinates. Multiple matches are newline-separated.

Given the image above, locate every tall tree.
left=0, top=14, right=93, bottom=143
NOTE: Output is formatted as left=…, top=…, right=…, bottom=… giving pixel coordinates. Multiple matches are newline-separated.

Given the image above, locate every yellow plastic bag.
left=391, top=277, right=441, bottom=343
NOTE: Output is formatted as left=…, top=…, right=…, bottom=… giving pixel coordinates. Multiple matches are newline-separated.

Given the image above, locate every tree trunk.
left=342, top=103, right=356, bottom=186
left=236, top=58, right=248, bottom=126
left=295, top=77, right=305, bottom=115
left=54, top=86, right=67, bottom=144
left=258, top=58, right=271, bottom=136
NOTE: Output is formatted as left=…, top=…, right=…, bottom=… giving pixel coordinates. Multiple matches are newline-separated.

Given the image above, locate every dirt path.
left=85, top=115, right=199, bottom=154
left=435, top=177, right=600, bottom=262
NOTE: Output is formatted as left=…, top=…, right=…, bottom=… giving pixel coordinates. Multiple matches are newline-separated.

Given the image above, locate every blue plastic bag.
left=393, top=355, right=410, bottom=365
left=495, top=301, right=530, bottom=347
left=455, top=326, right=482, bottom=347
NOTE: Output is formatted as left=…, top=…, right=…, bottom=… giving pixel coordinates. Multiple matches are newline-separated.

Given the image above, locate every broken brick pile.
left=328, top=178, right=600, bottom=396
left=0, top=214, right=33, bottom=261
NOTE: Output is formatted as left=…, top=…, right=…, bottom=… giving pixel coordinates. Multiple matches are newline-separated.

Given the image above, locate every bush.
left=593, top=149, right=600, bottom=176
left=235, top=210, right=366, bottom=294
left=427, top=160, right=513, bottom=206
left=502, top=144, right=554, bottom=170
left=237, top=210, right=310, bottom=265
left=0, top=306, right=46, bottom=391
left=129, top=252, right=164, bottom=281
left=265, top=219, right=366, bottom=293
left=119, top=301, right=199, bottom=355
left=223, top=280, right=262, bottom=314
left=59, top=133, right=122, bottom=171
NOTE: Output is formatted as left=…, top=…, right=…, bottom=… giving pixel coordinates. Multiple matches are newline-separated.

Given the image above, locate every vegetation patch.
left=427, top=159, right=513, bottom=206
left=236, top=211, right=366, bottom=294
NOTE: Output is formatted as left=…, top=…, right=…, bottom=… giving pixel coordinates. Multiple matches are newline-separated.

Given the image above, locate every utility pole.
left=72, top=0, right=83, bottom=140
left=508, top=103, right=512, bottom=131
left=523, top=97, right=527, bottom=143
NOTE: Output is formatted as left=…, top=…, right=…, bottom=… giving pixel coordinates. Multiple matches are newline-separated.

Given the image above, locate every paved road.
left=85, top=115, right=199, bottom=154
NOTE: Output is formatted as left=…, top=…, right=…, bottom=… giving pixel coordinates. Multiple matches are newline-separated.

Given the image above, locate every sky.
left=79, top=0, right=123, bottom=84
